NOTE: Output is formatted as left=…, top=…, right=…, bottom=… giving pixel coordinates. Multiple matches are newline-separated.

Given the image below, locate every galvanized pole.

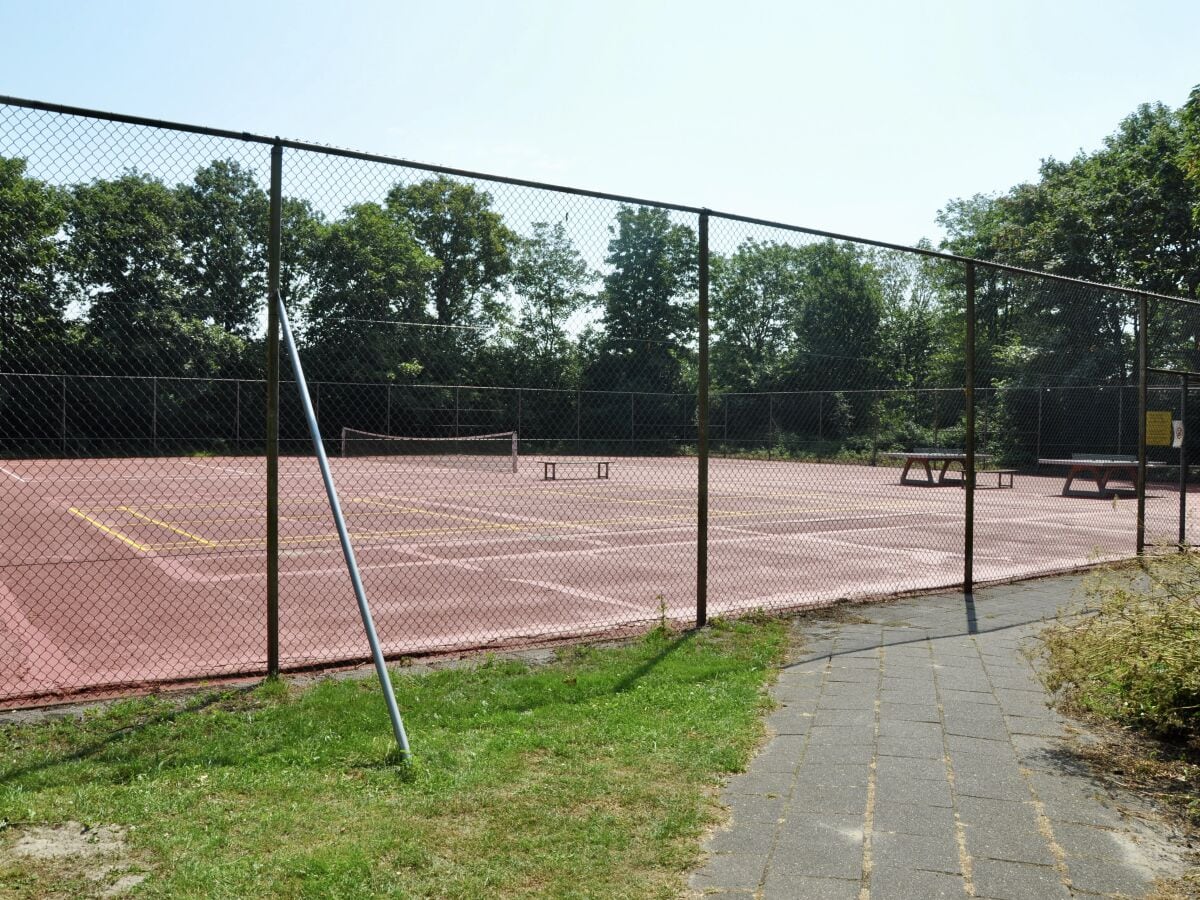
left=964, top=262, right=976, bottom=594
left=266, top=142, right=282, bottom=677
left=276, top=292, right=411, bottom=758
left=696, top=211, right=710, bottom=629
left=1136, top=294, right=1148, bottom=555
left=235, top=379, right=241, bottom=449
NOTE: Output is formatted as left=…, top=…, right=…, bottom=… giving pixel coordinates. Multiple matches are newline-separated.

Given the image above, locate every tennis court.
left=2, top=451, right=1188, bottom=705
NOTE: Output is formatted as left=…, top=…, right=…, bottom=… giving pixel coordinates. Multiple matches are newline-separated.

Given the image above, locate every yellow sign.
left=1146, top=410, right=1172, bottom=446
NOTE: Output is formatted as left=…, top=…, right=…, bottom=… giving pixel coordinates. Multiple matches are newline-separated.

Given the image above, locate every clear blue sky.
left=2, top=0, right=1197, bottom=246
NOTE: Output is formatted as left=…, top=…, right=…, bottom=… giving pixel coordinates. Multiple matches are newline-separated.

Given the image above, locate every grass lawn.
left=0, top=618, right=787, bottom=898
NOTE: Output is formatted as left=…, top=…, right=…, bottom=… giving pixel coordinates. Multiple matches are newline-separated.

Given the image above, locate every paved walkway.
left=692, top=575, right=1184, bottom=899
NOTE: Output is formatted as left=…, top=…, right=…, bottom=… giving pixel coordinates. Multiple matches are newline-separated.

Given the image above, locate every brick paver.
left=691, top=575, right=1185, bottom=898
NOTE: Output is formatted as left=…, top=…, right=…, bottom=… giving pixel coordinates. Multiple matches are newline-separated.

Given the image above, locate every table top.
left=882, top=451, right=991, bottom=461
left=1038, top=458, right=1166, bottom=467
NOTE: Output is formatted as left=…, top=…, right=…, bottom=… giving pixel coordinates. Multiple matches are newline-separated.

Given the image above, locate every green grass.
left=0, top=620, right=787, bottom=898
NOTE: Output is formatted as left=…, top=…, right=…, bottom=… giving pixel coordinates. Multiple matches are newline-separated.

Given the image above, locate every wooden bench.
left=543, top=460, right=610, bottom=481
left=978, top=468, right=1016, bottom=489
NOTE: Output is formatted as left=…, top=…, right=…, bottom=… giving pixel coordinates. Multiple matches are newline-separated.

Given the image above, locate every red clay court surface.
left=1, top=453, right=1192, bottom=706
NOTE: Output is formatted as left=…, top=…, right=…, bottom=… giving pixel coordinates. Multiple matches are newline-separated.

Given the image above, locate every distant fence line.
left=1, top=370, right=1182, bottom=465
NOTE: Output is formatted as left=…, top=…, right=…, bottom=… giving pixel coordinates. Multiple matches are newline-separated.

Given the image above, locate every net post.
left=266, top=141, right=282, bottom=678
left=512, top=431, right=518, bottom=474
left=1137, top=294, right=1148, bottom=555
left=964, top=261, right=976, bottom=594
left=696, top=210, right=710, bottom=629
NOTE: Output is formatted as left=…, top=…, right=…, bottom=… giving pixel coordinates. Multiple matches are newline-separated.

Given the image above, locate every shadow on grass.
left=0, top=684, right=261, bottom=786
left=609, top=630, right=690, bottom=696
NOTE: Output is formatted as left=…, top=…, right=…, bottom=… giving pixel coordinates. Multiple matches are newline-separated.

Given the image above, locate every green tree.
left=303, top=202, right=437, bottom=382
left=786, top=241, right=884, bottom=392
left=67, top=172, right=253, bottom=381
left=385, top=176, right=515, bottom=328
left=508, top=220, right=594, bottom=387
left=177, top=160, right=268, bottom=336
left=710, top=240, right=804, bottom=391
left=0, top=157, right=68, bottom=373
left=587, top=207, right=697, bottom=399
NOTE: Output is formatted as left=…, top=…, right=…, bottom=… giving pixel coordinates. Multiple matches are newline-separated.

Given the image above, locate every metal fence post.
left=151, top=376, right=158, bottom=455
left=964, top=262, right=976, bottom=594
left=870, top=391, right=879, bottom=466
left=1036, top=387, right=1042, bottom=461
left=266, top=141, right=283, bottom=677
left=768, top=393, right=774, bottom=460
left=235, top=379, right=241, bottom=450
left=60, top=374, right=67, bottom=455
left=1180, top=375, right=1188, bottom=548
left=1137, top=294, right=1148, bottom=555
left=1118, top=385, right=1124, bottom=455
left=697, top=211, right=710, bottom=629
left=576, top=389, right=581, bottom=442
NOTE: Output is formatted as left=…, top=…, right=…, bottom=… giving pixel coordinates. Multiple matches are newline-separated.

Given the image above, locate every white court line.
left=182, top=460, right=256, bottom=475
left=403, top=547, right=485, bottom=573
left=0, top=465, right=29, bottom=483
left=503, top=578, right=648, bottom=614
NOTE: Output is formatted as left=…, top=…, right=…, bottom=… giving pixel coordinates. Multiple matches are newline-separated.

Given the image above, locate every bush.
left=1040, top=556, right=1200, bottom=738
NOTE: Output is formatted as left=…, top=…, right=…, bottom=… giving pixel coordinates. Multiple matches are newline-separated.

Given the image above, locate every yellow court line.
left=118, top=506, right=217, bottom=546
left=67, top=508, right=152, bottom=552
left=203, top=523, right=514, bottom=549
left=162, top=514, right=328, bottom=526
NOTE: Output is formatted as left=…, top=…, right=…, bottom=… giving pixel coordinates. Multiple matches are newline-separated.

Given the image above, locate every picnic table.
left=881, top=450, right=993, bottom=486
left=1037, top=456, right=1165, bottom=497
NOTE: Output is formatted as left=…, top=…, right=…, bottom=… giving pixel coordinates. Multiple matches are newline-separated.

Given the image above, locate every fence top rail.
left=2, top=93, right=1196, bottom=308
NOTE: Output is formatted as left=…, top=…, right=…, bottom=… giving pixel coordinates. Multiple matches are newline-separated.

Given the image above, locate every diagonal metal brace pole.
left=274, top=290, right=412, bottom=758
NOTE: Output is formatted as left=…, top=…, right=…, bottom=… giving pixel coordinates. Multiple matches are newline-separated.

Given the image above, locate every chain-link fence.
left=2, top=95, right=1195, bottom=706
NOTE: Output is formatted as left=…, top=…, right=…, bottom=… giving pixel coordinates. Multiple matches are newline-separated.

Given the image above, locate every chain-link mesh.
left=2, top=97, right=1194, bottom=707
left=1, top=102, right=274, bottom=703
